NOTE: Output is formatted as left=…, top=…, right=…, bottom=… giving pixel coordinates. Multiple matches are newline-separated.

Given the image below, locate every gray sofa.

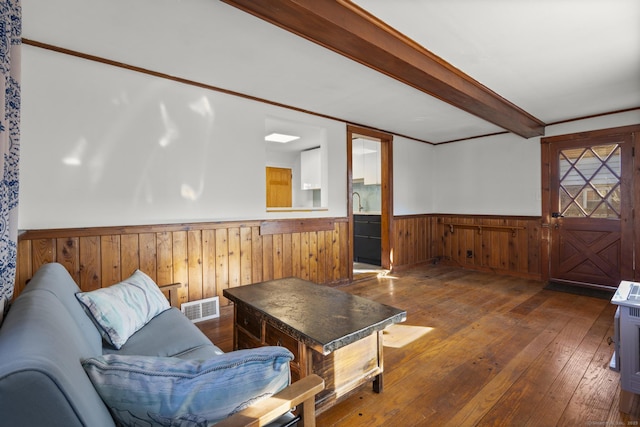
left=0, top=263, right=322, bottom=426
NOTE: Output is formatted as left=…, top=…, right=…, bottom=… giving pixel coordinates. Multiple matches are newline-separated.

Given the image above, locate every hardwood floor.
left=197, top=264, right=640, bottom=426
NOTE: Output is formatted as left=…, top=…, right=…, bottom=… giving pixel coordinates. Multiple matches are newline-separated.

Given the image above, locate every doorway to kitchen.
left=347, top=125, right=393, bottom=282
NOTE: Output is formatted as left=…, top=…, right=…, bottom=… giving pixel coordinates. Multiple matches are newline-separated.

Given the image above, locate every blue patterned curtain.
left=0, top=0, right=20, bottom=304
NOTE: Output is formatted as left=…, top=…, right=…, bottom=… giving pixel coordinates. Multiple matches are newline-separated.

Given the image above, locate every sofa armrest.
left=158, top=282, right=182, bottom=307
left=215, top=374, right=325, bottom=427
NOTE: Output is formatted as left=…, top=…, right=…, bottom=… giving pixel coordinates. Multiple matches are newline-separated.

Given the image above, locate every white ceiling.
left=22, top=0, right=640, bottom=144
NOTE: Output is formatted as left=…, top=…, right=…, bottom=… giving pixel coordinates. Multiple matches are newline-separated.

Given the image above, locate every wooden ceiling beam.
left=222, top=0, right=545, bottom=138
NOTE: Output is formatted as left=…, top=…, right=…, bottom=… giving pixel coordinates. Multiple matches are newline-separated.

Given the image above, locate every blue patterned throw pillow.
left=82, top=347, right=293, bottom=426
left=76, top=270, right=170, bottom=349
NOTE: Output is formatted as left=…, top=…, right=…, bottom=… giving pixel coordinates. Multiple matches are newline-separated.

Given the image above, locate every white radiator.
left=612, top=281, right=640, bottom=393
left=181, top=297, right=220, bottom=323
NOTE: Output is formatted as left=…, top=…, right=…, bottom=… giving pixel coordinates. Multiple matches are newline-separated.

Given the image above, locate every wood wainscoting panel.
left=15, top=218, right=350, bottom=305
left=391, top=214, right=541, bottom=280
left=16, top=215, right=540, bottom=301
left=435, top=215, right=542, bottom=279
left=392, top=215, right=435, bottom=269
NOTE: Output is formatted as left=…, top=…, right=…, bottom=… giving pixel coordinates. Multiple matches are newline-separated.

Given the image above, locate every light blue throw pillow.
left=76, top=270, right=170, bottom=349
left=82, top=347, right=293, bottom=426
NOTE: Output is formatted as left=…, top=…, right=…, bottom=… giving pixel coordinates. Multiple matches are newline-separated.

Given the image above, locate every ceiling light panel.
left=265, top=133, right=300, bottom=143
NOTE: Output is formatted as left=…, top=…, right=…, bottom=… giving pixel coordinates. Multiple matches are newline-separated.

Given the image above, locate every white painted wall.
left=432, top=133, right=541, bottom=216
left=543, top=110, right=640, bottom=139
left=18, top=47, right=639, bottom=229
left=393, top=136, right=434, bottom=215
left=19, top=46, right=346, bottom=229
left=432, top=110, right=640, bottom=216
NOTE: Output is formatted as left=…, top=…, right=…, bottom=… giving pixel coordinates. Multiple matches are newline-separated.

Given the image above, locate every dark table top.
left=224, top=277, right=406, bottom=355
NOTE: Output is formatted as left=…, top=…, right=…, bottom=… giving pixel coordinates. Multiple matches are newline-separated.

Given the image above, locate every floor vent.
left=181, top=297, right=220, bottom=323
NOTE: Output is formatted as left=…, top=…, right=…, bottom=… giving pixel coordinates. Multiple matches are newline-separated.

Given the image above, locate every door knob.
left=551, top=212, right=564, bottom=218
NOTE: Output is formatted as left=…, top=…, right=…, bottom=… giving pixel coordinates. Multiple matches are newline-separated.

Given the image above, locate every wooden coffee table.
left=223, top=277, right=406, bottom=413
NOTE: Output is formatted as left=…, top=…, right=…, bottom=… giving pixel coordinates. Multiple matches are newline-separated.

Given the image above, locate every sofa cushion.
left=76, top=270, right=170, bottom=349
left=102, top=307, right=224, bottom=359
left=82, top=347, right=293, bottom=426
left=21, top=262, right=102, bottom=354
left=0, top=290, right=114, bottom=427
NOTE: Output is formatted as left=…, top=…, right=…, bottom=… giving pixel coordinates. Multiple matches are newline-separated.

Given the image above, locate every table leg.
left=373, top=373, right=383, bottom=393
left=373, top=330, right=384, bottom=393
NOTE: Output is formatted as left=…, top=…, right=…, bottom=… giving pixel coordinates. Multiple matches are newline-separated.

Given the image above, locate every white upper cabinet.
left=301, top=147, right=321, bottom=190
left=352, top=138, right=365, bottom=180
left=352, top=138, right=380, bottom=185
left=363, top=139, right=381, bottom=185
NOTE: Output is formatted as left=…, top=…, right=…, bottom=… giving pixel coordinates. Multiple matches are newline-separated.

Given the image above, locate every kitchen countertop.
left=354, top=211, right=381, bottom=215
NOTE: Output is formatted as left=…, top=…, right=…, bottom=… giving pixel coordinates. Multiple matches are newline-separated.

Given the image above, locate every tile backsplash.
left=353, top=182, right=381, bottom=212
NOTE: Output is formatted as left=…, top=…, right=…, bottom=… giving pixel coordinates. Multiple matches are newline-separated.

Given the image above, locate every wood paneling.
left=392, top=215, right=434, bottom=269
left=16, top=218, right=350, bottom=304
left=392, top=214, right=542, bottom=279
left=16, top=214, right=542, bottom=301
left=434, top=215, right=542, bottom=279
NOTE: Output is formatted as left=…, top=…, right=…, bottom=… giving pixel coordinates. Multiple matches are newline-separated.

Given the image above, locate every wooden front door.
left=542, top=126, right=637, bottom=290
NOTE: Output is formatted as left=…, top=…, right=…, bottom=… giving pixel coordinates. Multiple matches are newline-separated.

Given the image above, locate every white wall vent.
left=181, top=297, right=220, bottom=323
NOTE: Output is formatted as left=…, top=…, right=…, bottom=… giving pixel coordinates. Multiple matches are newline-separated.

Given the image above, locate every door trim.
left=347, top=125, right=393, bottom=281
left=541, top=124, right=640, bottom=285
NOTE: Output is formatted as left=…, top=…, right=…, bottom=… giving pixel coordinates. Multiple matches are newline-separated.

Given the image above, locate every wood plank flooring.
left=196, top=264, right=640, bottom=426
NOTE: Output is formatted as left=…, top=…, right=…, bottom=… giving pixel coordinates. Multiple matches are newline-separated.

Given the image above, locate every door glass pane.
left=574, top=150, right=599, bottom=181
left=593, top=144, right=619, bottom=161
left=564, top=203, right=586, bottom=217
left=558, top=144, right=621, bottom=218
left=559, top=149, right=583, bottom=182
left=560, top=187, right=575, bottom=212
left=591, top=202, right=610, bottom=218
left=606, top=185, right=621, bottom=216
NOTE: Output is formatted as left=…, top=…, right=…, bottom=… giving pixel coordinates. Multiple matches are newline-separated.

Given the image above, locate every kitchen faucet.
left=352, top=192, right=363, bottom=212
